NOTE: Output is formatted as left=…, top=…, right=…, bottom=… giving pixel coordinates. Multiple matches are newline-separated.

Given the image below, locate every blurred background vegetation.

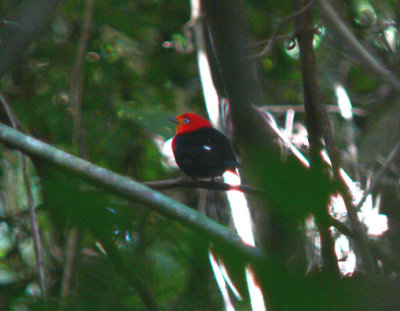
left=0, top=0, right=399, bottom=310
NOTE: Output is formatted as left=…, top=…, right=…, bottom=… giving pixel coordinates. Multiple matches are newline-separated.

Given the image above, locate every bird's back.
left=172, top=127, right=238, bottom=178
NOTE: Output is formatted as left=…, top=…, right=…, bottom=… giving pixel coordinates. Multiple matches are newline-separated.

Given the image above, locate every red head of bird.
left=169, top=113, right=212, bottom=135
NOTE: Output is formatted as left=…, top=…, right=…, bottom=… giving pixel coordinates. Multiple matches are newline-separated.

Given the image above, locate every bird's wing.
left=175, top=143, right=221, bottom=169
left=173, top=127, right=238, bottom=177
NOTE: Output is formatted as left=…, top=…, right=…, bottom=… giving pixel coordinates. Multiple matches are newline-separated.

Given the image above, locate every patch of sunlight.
left=335, top=234, right=356, bottom=275
left=330, top=170, right=388, bottom=274
left=209, top=250, right=235, bottom=311
left=335, top=84, right=353, bottom=120
left=198, top=48, right=220, bottom=128
left=245, top=267, right=266, bottom=311
left=223, top=171, right=255, bottom=246
left=359, top=194, right=388, bottom=236
left=259, top=108, right=388, bottom=275
left=223, top=171, right=266, bottom=311
left=339, top=169, right=388, bottom=236
left=0, top=222, right=12, bottom=257
left=161, top=137, right=178, bottom=169
left=384, top=25, right=398, bottom=52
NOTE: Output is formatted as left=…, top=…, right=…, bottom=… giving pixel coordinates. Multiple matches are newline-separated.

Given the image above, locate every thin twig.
left=144, top=178, right=266, bottom=196
left=250, top=0, right=314, bottom=59
left=329, top=215, right=354, bottom=239
left=0, top=93, right=48, bottom=301
left=60, top=0, right=94, bottom=307
left=296, top=0, right=378, bottom=275
left=258, top=104, right=367, bottom=116
left=316, top=0, right=400, bottom=92
left=70, top=0, right=94, bottom=153
left=355, top=141, right=400, bottom=211
left=339, top=184, right=377, bottom=273
left=22, top=155, right=48, bottom=297
left=59, top=228, right=81, bottom=309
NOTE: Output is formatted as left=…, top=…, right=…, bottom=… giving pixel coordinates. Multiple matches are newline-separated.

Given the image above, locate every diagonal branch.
left=250, top=0, right=314, bottom=59
left=0, top=94, right=48, bottom=300
left=316, top=0, right=400, bottom=91
left=0, top=122, right=264, bottom=264
left=355, top=141, right=400, bottom=211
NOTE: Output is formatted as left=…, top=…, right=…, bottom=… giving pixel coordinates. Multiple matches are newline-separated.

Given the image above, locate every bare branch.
left=250, top=0, right=314, bottom=59
left=355, top=141, right=400, bottom=211
left=61, top=0, right=94, bottom=307
left=258, top=105, right=367, bottom=117
left=0, top=123, right=265, bottom=264
left=60, top=228, right=81, bottom=309
left=329, top=216, right=354, bottom=239
left=295, top=0, right=378, bottom=275
left=144, top=178, right=266, bottom=196
left=0, top=93, right=48, bottom=301
left=70, top=0, right=93, bottom=156
left=294, top=0, right=339, bottom=275
left=145, top=178, right=357, bottom=265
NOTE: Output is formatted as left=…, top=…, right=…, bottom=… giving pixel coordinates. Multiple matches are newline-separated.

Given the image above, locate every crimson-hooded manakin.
left=169, top=113, right=239, bottom=179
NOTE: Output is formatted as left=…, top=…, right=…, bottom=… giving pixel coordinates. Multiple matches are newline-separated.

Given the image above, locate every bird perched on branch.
left=169, top=112, right=239, bottom=179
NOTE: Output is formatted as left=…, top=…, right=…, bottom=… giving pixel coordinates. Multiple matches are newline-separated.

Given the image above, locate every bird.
left=169, top=112, right=239, bottom=179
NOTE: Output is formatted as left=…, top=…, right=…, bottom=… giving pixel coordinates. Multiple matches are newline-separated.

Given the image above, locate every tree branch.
left=258, top=105, right=367, bottom=117
left=70, top=0, right=93, bottom=155
left=355, top=141, right=400, bottom=211
left=294, top=0, right=339, bottom=275
left=144, top=178, right=266, bottom=196
left=250, top=0, right=314, bottom=59
left=0, top=94, right=48, bottom=300
left=295, top=1, right=377, bottom=275
left=329, top=215, right=354, bottom=239
left=0, top=123, right=264, bottom=264
left=203, top=0, right=322, bottom=270
left=61, top=0, right=94, bottom=307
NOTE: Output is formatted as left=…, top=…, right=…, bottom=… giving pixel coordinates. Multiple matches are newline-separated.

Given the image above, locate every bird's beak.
left=169, top=116, right=179, bottom=124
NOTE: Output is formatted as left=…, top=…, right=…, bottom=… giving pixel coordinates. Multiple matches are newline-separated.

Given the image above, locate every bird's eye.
left=183, top=118, right=191, bottom=124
